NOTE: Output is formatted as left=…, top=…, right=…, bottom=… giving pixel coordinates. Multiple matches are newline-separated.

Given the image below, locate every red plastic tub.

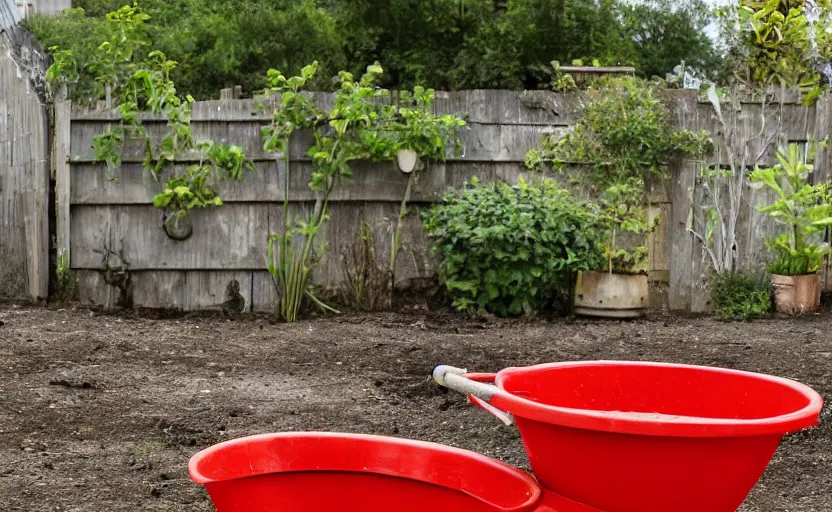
left=434, top=361, right=824, bottom=512
left=188, top=432, right=600, bottom=512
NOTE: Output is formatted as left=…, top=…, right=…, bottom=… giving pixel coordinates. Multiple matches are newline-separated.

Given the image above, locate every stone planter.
left=772, top=274, right=821, bottom=315
left=574, top=270, right=649, bottom=319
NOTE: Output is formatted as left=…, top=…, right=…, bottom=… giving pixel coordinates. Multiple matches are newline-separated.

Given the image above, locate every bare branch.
left=687, top=227, right=720, bottom=272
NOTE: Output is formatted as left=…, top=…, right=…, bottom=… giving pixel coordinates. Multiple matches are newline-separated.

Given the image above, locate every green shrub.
left=749, top=143, right=832, bottom=276
left=422, top=177, right=607, bottom=317
left=710, top=271, right=772, bottom=321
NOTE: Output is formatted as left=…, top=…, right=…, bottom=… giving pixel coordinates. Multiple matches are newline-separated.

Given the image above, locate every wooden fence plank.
left=24, top=161, right=50, bottom=300
left=70, top=203, right=272, bottom=271
left=669, top=159, right=696, bottom=311
left=73, top=91, right=580, bottom=126
left=69, top=121, right=551, bottom=164
left=130, top=270, right=254, bottom=311
left=814, top=96, right=832, bottom=291
left=69, top=161, right=532, bottom=205
left=55, top=96, right=72, bottom=270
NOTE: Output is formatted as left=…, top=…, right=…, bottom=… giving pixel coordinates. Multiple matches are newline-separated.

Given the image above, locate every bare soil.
left=0, top=304, right=830, bottom=511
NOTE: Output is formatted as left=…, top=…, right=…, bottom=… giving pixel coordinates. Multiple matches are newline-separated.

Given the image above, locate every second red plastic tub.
left=434, top=361, right=824, bottom=512
left=188, top=431, right=601, bottom=512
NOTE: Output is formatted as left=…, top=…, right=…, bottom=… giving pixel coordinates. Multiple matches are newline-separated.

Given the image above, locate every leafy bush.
left=528, top=76, right=711, bottom=187
left=710, top=271, right=772, bottom=321
left=716, top=0, right=832, bottom=105
left=28, top=0, right=347, bottom=102
left=422, top=178, right=607, bottom=317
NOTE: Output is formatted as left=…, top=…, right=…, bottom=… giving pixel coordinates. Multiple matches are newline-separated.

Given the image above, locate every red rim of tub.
left=467, top=360, right=824, bottom=438
left=188, top=432, right=542, bottom=512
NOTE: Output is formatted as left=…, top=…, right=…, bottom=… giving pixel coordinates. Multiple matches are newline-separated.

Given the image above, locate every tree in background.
left=621, top=0, right=720, bottom=80
left=450, top=0, right=638, bottom=89
left=29, top=0, right=346, bottom=101
left=27, top=0, right=724, bottom=101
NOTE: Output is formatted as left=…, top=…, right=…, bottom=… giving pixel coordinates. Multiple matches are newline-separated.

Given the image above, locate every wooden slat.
left=812, top=96, right=832, bottom=291
left=69, top=121, right=552, bottom=164
left=70, top=203, right=274, bottom=271
left=69, top=161, right=532, bottom=205
left=433, top=90, right=578, bottom=126
left=0, top=33, right=50, bottom=301
left=648, top=203, right=671, bottom=279
left=25, top=159, right=50, bottom=300
left=72, top=91, right=577, bottom=126
left=55, top=96, right=72, bottom=270
left=669, top=159, right=696, bottom=311
left=130, top=270, right=254, bottom=311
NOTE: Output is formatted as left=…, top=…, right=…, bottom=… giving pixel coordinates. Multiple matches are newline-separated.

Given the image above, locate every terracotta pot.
left=772, top=274, right=821, bottom=315
left=574, top=270, right=649, bottom=319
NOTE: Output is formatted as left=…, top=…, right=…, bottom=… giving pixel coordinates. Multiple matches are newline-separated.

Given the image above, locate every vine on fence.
left=263, top=62, right=466, bottom=321
left=45, top=4, right=253, bottom=238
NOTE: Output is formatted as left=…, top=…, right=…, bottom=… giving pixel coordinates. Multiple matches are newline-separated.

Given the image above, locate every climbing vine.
left=44, top=4, right=252, bottom=236
left=263, top=62, right=466, bottom=321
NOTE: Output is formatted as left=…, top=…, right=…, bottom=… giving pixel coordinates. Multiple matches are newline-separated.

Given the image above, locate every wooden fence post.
left=55, top=94, right=72, bottom=280
left=812, top=95, right=832, bottom=291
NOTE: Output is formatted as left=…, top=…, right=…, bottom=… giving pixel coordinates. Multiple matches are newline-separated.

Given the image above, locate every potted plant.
left=749, top=143, right=832, bottom=314
left=153, top=142, right=252, bottom=241
left=573, top=178, right=656, bottom=318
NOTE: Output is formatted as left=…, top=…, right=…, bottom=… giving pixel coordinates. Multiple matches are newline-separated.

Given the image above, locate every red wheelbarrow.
left=433, top=361, right=824, bottom=512
left=188, top=432, right=601, bottom=512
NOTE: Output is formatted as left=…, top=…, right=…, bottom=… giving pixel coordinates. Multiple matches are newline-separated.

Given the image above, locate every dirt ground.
left=0, top=304, right=830, bottom=512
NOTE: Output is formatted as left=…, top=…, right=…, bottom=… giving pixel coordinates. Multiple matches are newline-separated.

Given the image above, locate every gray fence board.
left=69, top=161, right=534, bottom=205
left=0, top=32, right=49, bottom=301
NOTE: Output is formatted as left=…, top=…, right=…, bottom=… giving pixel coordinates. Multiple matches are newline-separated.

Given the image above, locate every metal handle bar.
left=432, top=365, right=514, bottom=426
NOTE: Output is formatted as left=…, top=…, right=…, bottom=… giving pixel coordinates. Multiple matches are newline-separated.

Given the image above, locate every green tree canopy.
left=27, top=0, right=723, bottom=101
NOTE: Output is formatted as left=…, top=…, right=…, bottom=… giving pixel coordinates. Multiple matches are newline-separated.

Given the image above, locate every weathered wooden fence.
left=60, top=91, right=585, bottom=311
left=671, top=92, right=830, bottom=313
left=0, top=27, right=49, bottom=301
left=52, top=89, right=831, bottom=313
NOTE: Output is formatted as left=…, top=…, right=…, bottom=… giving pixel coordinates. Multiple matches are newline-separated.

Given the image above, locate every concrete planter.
left=574, top=270, right=649, bottom=318
left=772, top=274, right=821, bottom=315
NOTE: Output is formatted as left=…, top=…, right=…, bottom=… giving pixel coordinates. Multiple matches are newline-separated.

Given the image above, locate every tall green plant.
left=263, top=62, right=332, bottom=323
left=749, top=143, right=832, bottom=275
left=527, top=76, right=710, bottom=187
left=384, top=87, right=466, bottom=307
left=263, top=62, right=465, bottom=321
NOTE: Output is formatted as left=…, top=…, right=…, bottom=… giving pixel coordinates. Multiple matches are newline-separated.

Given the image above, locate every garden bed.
left=0, top=304, right=830, bottom=511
